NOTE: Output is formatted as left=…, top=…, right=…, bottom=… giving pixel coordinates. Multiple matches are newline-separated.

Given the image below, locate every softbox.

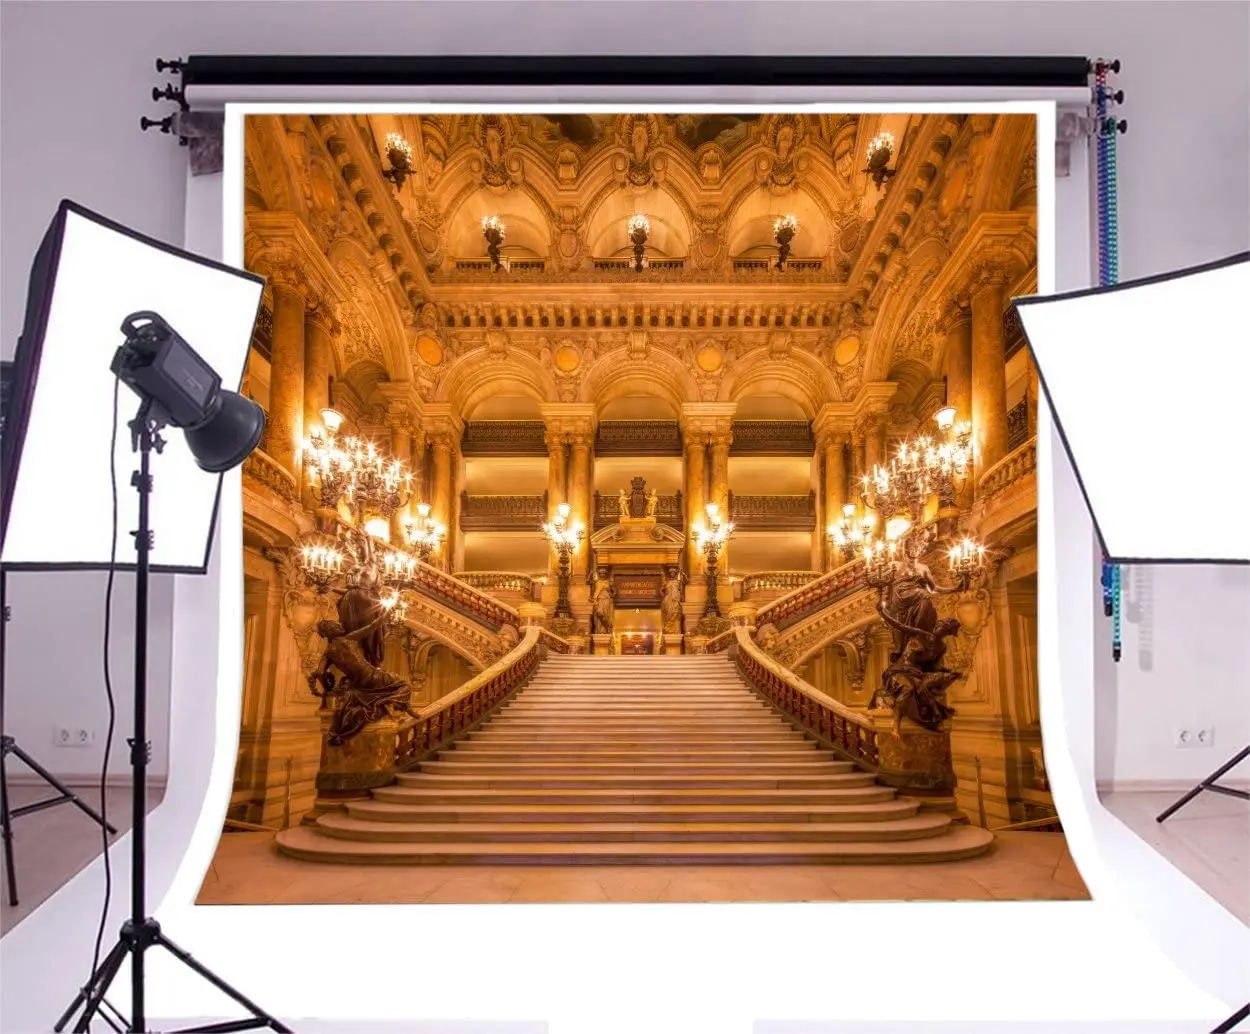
left=0, top=201, right=264, bottom=573
left=1015, top=252, right=1250, bottom=564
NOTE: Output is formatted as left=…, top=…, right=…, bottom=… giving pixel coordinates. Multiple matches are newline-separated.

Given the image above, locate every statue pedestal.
left=566, top=634, right=590, bottom=654
left=312, top=715, right=400, bottom=795
left=685, top=634, right=709, bottom=654
left=662, top=634, right=683, bottom=656
left=517, top=601, right=548, bottom=626
left=870, top=710, right=958, bottom=797
left=727, top=601, right=759, bottom=628
left=591, top=633, right=613, bottom=655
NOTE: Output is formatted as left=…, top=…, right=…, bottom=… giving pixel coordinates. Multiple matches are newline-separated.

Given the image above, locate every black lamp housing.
left=112, top=311, right=265, bottom=473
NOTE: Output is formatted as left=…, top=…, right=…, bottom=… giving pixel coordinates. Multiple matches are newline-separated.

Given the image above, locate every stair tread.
left=348, top=799, right=920, bottom=820
left=275, top=824, right=994, bottom=863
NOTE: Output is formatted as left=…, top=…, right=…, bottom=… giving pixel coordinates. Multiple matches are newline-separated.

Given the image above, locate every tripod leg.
left=1157, top=745, right=1250, bottom=823
left=1213, top=1001, right=1250, bottom=1033
left=53, top=937, right=128, bottom=1032
left=1, top=744, right=18, bottom=907
left=154, top=932, right=294, bottom=1033
left=9, top=742, right=119, bottom=834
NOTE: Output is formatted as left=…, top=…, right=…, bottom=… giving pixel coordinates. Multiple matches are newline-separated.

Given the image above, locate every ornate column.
left=707, top=422, right=733, bottom=569
left=376, top=385, right=422, bottom=543
left=970, top=263, right=1012, bottom=482
left=862, top=413, right=889, bottom=474
left=423, top=406, right=462, bottom=569
left=683, top=431, right=707, bottom=574
left=266, top=273, right=308, bottom=477
left=823, top=435, right=849, bottom=569
left=429, top=433, right=453, bottom=568
left=543, top=428, right=568, bottom=581
left=942, top=300, right=974, bottom=425
left=410, top=429, right=427, bottom=501
left=567, top=427, right=594, bottom=577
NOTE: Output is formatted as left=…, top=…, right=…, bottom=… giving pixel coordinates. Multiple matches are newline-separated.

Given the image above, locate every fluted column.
left=970, top=266, right=1011, bottom=482
left=544, top=429, right=568, bottom=579
left=684, top=432, right=707, bottom=573
left=267, top=277, right=308, bottom=476
left=430, top=433, right=453, bottom=569
left=708, top=426, right=733, bottom=570
left=567, top=429, right=594, bottom=576
left=823, top=434, right=848, bottom=570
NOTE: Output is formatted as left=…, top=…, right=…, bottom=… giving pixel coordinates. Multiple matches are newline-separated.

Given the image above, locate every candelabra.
left=379, top=589, right=410, bottom=634
left=402, top=502, right=446, bottom=564
left=773, top=213, right=798, bottom=268
left=340, top=437, right=412, bottom=521
left=381, top=548, right=419, bottom=588
left=828, top=502, right=878, bottom=565
left=864, top=130, right=897, bottom=188
left=382, top=132, right=415, bottom=190
left=302, top=408, right=354, bottom=510
left=692, top=502, right=734, bottom=618
left=481, top=215, right=508, bottom=272
left=299, top=538, right=346, bottom=592
left=627, top=213, right=650, bottom=272
left=542, top=502, right=584, bottom=619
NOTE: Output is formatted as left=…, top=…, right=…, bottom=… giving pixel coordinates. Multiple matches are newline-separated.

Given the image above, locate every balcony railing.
left=593, top=489, right=684, bottom=530
left=740, top=571, right=821, bottom=600
left=1007, top=399, right=1030, bottom=452
left=734, top=627, right=879, bottom=770
left=977, top=436, right=1037, bottom=501
left=459, top=492, right=548, bottom=532
left=727, top=491, right=816, bottom=530
left=454, top=571, right=543, bottom=602
left=242, top=448, right=298, bottom=502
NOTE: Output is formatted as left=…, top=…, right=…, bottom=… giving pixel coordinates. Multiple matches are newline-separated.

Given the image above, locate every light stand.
left=552, top=542, right=574, bottom=619
left=56, top=404, right=289, bottom=1034
left=1155, top=746, right=1250, bottom=824
left=0, top=566, right=119, bottom=908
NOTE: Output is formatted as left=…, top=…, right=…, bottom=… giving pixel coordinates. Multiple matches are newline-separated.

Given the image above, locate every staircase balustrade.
left=740, top=571, right=821, bottom=600
left=732, top=627, right=879, bottom=770
left=755, top=560, right=866, bottom=632
left=411, top=560, right=520, bottom=633
left=454, top=570, right=543, bottom=602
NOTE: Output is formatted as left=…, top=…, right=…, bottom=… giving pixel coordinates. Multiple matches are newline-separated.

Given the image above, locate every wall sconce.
left=627, top=214, right=650, bottom=273
left=773, top=213, right=798, bottom=269
left=381, top=132, right=415, bottom=190
left=864, top=130, right=897, bottom=188
left=481, top=215, right=509, bottom=272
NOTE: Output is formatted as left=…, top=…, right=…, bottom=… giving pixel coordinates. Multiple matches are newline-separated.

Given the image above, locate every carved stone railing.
left=730, top=420, right=816, bottom=456
left=537, top=627, right=575, bottom=654
left=394, top=626, right=542, bottom=770
left=733, top=627, right=879, bottom=770
left=727, top=491, right=816, bottom=530
left=461, top=420, right=548, bottom=456
left=453, top=258, right=547, bottom=273
left=411, top=560, right=519, bottom=633
left=595, top=420, right=682, bottom=456
left=740, top=571, right=821, bottom=600
left=593, top=489, right=684, bottom=530
left=977, top=436, right=1037, bottom=501
left=459, top=492, right=548, bottom=531
left=756, top=560, right=866, bottom=633
left=705, top=628, right=738, bottom=654
left=454, top=570, right=542, bottom=602
left=242, top=448, right=298, bottom=502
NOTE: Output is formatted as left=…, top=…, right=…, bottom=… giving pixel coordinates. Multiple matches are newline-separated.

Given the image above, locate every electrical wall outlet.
left=1175, top=726, right=1216, bottom=749
left=53, top=726, right=96, bottom=748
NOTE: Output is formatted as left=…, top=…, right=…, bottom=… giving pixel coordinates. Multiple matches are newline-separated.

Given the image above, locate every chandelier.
left=627, top=213, right=650, bottom=272
left=380, top=588, right=411, bottom=635
left=859, top=406, right=974, bottom=525
left=828, top=502, right=878, bottom=565
left=772, top=213, right=798, bottom=268
left=864, top=130, right=897, bottom=187
left=402, top=502, right=446, bottom=563
left=303, top=408, right=355, bottom=510
left=381, top=132, right=415, bottom=189
left=299, top=538, right=346, bottom=592
left=338, top=438, right=412, bottom=520
left=481, top=215, right=509, bottom=272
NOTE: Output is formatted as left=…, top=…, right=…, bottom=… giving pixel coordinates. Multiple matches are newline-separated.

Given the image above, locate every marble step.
left=398, top=772, right=878, bottom=790
left=372, top=785, right=898, bottom=806
left=442, top=749, right=838, bottom=764
left=313, top=812, right=953, bottom=844
left=346, top=798, right=921, bottom=824
left=418, top=759, right=852, bottom=776
left=455, top=738, right=816, bottom=752
left=488, top=716, right=791, bottom=727
left=463, top=731, right=809, bottom=746
left=274, top=823, right=995, bottom=865
left=498, top=709, right=773, bottom=719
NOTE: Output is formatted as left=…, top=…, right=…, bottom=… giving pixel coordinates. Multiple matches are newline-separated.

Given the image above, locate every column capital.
left=304, top=299, right=337, bottom=334
left=683, top=431, right=709, bottom=452
left=679, top=401, right=736, bottom=439
left=540, top=402, right=597, bottom=437
left=968, top=254, right=1015, bottom=297
left=813, top=403, right=855, bottom=447
left=543, top=429, right=568, bottom=452
left=849, top=382, right=899, bottom=423
left=936, top=295, right=972, bottom=334
left=422, top=402, right=464, bottom=444
left=567, top=430, right=594, bottom=450
left=375, top=383, right=424, bottom=428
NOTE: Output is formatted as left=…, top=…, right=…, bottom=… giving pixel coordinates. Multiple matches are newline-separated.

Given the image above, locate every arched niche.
left=599, top=394, right=680, bottom=421
left=464, top=394, right=545, bottom=421
left=445, top=188, right=551, bottom=261
left=726, top=188, right=832, bottom=260
left=585, top=188, right=689, bottom=260
left=734, top=395, right=810, bottom=421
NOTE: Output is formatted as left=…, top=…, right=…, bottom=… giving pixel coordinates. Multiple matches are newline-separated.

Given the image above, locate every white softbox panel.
left=1016, top=252, right=1250, bottom=564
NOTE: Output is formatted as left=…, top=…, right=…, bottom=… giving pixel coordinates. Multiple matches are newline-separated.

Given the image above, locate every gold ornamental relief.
left=415, top=334, right=444, bottom=367
left=695, top=343, right=724, bottom=373
left=553, top=343, right=582, bottom=373
left=833, top=334, right=861, bottom=366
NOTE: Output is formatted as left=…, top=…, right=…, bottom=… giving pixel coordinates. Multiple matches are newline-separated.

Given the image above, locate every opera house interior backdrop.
left=203, top=109, right=1078, bottom=903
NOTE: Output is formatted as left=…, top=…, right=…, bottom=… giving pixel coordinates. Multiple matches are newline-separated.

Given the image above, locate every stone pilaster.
left=266, top=273, right=309, bottom=476
left=543, top=428, right=568, bottom=583
left=708, top=423, right=733, bottom=570
left=813, top=404, right=855, bottom=572
left=970, top=262, right=1012, bottom=485
left=941, top=299, right=974, bottom=426
left=683, top=432, right=707, bottom=575
left=567, top=428, right=594, bottom=576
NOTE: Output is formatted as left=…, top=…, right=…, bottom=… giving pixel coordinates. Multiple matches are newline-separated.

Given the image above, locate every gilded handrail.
left=740, top=571, right=821, bottom=596
left=733, top=626, right=878, bottom=769
left=412, top=561, right=520, bottom=632
left=705, top=629, right=737, bottom=654
left=755, top=560, right=866, bottom=632
left=453, top=571, right=542, bottom=598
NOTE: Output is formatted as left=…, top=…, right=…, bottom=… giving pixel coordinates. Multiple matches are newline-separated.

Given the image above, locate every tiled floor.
left=0, top=782, right=164, bottom=934
left=196, top=827, right=1090, bottom=904
left=1101, top=788, right=1249, bottom=924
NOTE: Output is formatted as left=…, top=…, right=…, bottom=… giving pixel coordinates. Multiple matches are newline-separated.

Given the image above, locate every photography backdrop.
left=1, top=6, right=1247, bottom=1032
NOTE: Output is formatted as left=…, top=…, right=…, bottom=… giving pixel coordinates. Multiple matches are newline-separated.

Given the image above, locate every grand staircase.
left=276, top=654, right=993, bottom=864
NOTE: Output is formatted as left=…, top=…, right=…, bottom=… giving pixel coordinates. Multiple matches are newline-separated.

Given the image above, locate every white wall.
left=2, top=0, right=1247, bottom=786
